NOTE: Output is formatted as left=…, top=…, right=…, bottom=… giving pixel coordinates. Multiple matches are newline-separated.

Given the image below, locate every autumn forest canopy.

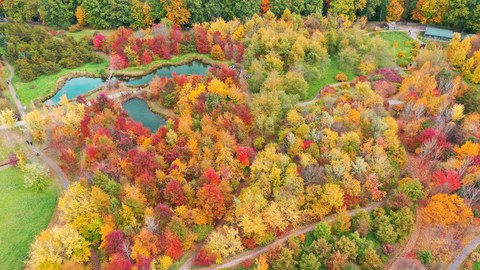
left=0, top=1, right=479, bottom=270
left=0, top=0, right=479, bottom=32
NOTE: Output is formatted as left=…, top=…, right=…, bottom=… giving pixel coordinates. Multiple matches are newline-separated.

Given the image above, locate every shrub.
left=194, top=249, right=218, bottom=266
left=254, top=137, right=266, bottom=150
left=358, top=61, right=376, bottom=75
left=210, top=45, right=225, bottom=61
left=24, top=163, right=50, bottom=191
left=470, top=252, right=480, bottom=262
left=340, top=82, right=350, bottom=89
left=417, top=250, right=432, bottom=266
left=411, top=47, right=419, bottom=57
left=397, top=51, right=405, bottom=58
left=68, top=24, right=83, bottom=33
left=335, top=73, right=348, bottom=82
left=398, top=60, right=410, bottom=68
left=393, top=41, right=399, bottom=48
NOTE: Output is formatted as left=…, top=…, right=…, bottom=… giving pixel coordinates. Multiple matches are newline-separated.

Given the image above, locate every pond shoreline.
left=43, top=55, right=220, bottom=104
left=122, top=97, right=167, bottom=132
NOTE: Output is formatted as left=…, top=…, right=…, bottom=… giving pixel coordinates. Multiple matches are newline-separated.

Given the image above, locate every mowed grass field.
left=12, top=60, right=108, bottom=105
left=306, top=57, right=355, bottom=100
left=0, top=166, right=57, bottom=270
left=379, top=31, right=416, bottom=64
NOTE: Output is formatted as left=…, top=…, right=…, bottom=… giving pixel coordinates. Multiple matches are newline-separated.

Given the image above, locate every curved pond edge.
left=41, top=54, right=227, bottom=104
left=40, top=71, right=108, bottom=103
left=120, top=96, right=172, bottom=133
left=112, top=54, right=226, bottom=78
left=120, top=94, right=175, bottom=121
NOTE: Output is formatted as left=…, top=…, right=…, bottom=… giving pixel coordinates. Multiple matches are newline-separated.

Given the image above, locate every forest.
left=0, top=1, right=479, bottom=270
left=0, top=0, right=478, bottom=32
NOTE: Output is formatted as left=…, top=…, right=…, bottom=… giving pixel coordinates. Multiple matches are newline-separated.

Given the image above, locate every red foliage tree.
left=127, top=149, right=159, bottom=177
left=141, top=50, right=153, bottom=65
left=164, top=229, right=183, bottom=260
left=208, top=65, right=237, bottom=82
left=107, top=253, right=133, bottom=270
left=134, top=256, right=153, bottom=269
left=193, top=25, right=210, bottom=54
left=196, top=183, right=226, bottom=221
left=60, top=148, right=78, bottom=173
left=110, top=54, right=129, bottom=70
left=194, top=249, right=218, bottom=266
left=169, top=25, right=182, bottom=55
left=155, top=203, right=174, bottom=230
left=235, top=104, right=253, bottom=125
left=202, top=168, right=221, bottom=185
left=104, top=230, right=127, bottom=256
left=242, top=238, right=257, bottom=249
left=135, top=171, right=157, bottom=203
left=236, top=147, right=250, bottom=166
left=164, top=179, right=186, bottom=206
left=433, top=169, right=461, bottom=191
left=93, top=34, right=106, bottom=50
left=233, top=43, right=244, bottom=63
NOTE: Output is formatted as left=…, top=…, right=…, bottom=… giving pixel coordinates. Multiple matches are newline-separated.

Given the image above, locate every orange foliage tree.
left=422, top=194, right=473, bottom=226
left=161, top=0, right=190, bottom=26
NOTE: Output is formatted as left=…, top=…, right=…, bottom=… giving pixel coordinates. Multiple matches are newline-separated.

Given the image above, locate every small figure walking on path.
left=408, top=30, right=411, bottom=35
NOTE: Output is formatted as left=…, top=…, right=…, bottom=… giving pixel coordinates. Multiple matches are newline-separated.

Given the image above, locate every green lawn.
left=12, top=60, right=108, bottom=105
left=0, top=166, right=57, bottom=270
left=306, top=57, right=355, bottom=100
left=379, top=31, right=416, bottom=65
left=66, top=28, right=115, bottom=41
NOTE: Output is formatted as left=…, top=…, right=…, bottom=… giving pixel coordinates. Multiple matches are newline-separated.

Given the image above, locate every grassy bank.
left=12, top=60, right=108, bottom=105
left=306, top=57, right=355, bottom=100
left=117, top=53, right=227, bottom=74
left=379, top=31, right=416, bottom=65
left=0, top=166, right=57, bottom=270
left=66, top=29, right=115, bottom=41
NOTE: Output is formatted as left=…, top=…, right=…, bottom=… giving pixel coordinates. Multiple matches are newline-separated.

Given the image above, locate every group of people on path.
left=26, top=140, right=39, bottom=156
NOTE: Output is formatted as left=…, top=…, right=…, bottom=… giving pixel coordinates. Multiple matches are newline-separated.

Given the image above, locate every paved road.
left=448, top=235, right=480, bottom=270
left=199, top=202, right=384, bottom=270
left=2, top=58, right=69, bottom=190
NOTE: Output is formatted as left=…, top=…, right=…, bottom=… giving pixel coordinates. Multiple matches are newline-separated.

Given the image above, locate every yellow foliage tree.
left=422, top=194, right=473, bottom=226
left=131, top=229, right=160, bottom=260
left=75, top=6, right=86, bottom=26
left=24, top=108, right=47, bottom=142
left=0, top=108, right=15, bottom=126
left=162, top=0, right=190, bottom=26
left=254, top=254, right=269, bottom=270
left=386, top=0, right=404, bottom=22
left=28, top=225, right=90, bottom=269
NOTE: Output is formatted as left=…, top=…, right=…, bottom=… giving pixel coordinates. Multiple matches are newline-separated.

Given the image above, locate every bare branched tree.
left=302, top=164, right=324, bottom=185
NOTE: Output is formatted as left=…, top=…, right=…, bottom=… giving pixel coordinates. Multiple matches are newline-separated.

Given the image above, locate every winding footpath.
left=2, top=58, right=69, bottom=190
left=387, top=209, right=422, bottom=269
left=448, top=236, right=480, bottom=270
left=190, top=202, right=384, bottom=270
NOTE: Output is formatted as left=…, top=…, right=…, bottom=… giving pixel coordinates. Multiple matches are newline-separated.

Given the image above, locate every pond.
left=123, top=98, right=166, bottom=132
left=46, top=61, right=210, bottom=105
left=123, top=61, right=210, bottom=86
left=46, top=77, right=104, bottom=104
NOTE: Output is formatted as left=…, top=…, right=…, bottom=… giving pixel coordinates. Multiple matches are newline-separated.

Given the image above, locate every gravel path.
left=3, top=58, right=69, bottom=190
left=448, top=236, right=480, bottom=270
left=198, top=202, right=384, bottom=270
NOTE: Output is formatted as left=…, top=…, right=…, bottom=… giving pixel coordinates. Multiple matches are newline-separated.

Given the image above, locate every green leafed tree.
left=38, top=0, right=77, bottom=28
